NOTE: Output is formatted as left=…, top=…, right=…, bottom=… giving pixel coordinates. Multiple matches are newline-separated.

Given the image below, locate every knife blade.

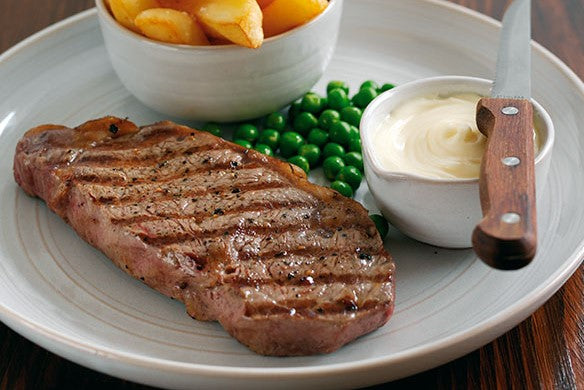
left=472, top=0, right=537, bottom=270
left=491, top=0, right=531, bottom=99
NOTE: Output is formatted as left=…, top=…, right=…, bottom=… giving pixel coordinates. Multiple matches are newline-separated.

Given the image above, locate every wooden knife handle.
left=472, top=98, right=537, bottom=270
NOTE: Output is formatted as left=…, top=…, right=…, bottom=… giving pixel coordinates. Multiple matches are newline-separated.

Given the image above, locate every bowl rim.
left=360, top=75, right=555, bottom=184
left=95, top=0, right=340, bottom=52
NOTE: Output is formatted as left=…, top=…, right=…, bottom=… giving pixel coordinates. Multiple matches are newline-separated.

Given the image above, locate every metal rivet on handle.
left=502, top=213, right=521, bottom=224
left=502, top=106, right=519, bottom=115
left=502, top=156, right=521, bottom=166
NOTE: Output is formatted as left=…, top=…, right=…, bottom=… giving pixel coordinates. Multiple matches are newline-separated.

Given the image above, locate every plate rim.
left=1, top=0, right=584, bottom=381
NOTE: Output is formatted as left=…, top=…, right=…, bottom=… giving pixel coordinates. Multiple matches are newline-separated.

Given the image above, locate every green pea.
left=202, top=122, right=222, bottom=137
left=322, top=142, right=346, bottom=159
left=258, top=129, right=280, bottom=150
left=254, top=144, right=274, bottom=156
left=298, top=144, right=321, bottom=167
left=234, top=139, right=253, bottom=149
left=288, top=155, right=310, bottom=174
left=265, top=112, right=286, bottom=131
left=327, top=88, right=350, bottom=110
left=370, top=214, right=389, bottom=239
left=352, top=87, right=379, bottom=108
left=349, top=125, right=360, bottom=141
left=331, top=180, right=353, bottom=198
left=348, top=138, right=362, bottom=153
left=360, top=80, right=380, bottom=91
left=336, top=165, right=363, bottom=190
left=234, top=124, right=259, bottom=143
left=318, top=109, right=341, bottom=130
left=380, top=83, right=395, bottom=92
left=288, top=101, right=302, bottom=121
left=329, top=121, right=352, bottom=146
left=307, top=128, right=329, bottom=147
left=280, top=131, right=306, bottom=157
left=327, top=80, right=349, bottom=95
left=343, top=152, right=364, bottom=172
left=293, top=112, right=318, bottom=135
left=323, top=156, right=345, bottom=181
left=340, top=106, right=363, bottom=127
left=301, top=93, right=325, bottom=114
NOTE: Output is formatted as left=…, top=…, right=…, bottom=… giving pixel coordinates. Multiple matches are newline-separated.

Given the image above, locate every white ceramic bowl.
left=95, top=0, right=342, bottom=122
left=361, top=76, right=555, bottom=248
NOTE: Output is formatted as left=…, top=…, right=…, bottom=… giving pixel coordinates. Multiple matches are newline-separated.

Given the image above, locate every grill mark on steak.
left=220, top=247, right=394, bottom=291
left=75, top=143, right=223, bottom=166
left=228, top=273, right=391, bottom=287
left=66, top=148, right=246, bottom=184
left=79, top=167, right=289, bottom=205
left=111, top=187, right=320, bottom=226
left=222, top=252, right=393, bottom=285
left=130, top=203, right=370, bottom=250
left=31, top=129, right=217, bottom=167
left=244, top=300, right=388, bottom=317
left=81, top=126, right=193, bottom=150
left=220, top=252, right=393, bottom=313
left=113, top=201, right=307, bottom=225
left=119, top=202, right=314, bottom=231
left=70, top=161, right=258, bottom=186
left=14, top=117, right=395, bottom=356
left=160, top=226, right=381, bottom=262
left=137, top=220, right=372, bottom=248
left=92, top=181, right=291, bottom=207
left=241, top=282, right=393, bottom=318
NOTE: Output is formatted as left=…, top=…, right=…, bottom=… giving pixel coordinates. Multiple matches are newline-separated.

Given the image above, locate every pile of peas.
left=201, top=80, right=393, bottom=238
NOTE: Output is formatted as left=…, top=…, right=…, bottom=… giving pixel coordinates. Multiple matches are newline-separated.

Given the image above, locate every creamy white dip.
left=373, top=93, right=538, bottom=179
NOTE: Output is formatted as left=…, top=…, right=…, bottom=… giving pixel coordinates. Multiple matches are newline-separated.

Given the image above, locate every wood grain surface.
left=473, top=98, right=536, bottom=270
left=1, top=0, right=583, bottom=388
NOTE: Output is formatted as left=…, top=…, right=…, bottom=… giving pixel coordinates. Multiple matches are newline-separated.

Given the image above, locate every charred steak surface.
left=13, top=117, right=395, bottom=356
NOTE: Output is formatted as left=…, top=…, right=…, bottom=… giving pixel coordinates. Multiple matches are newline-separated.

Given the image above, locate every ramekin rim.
left=360, top=75, right=554, bottom=185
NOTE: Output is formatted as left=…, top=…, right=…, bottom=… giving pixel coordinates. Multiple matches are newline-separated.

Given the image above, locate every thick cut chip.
left=262, top=0, right=328, bottom=38
left=109, top=0, right=160, bottom=33
left=135, top=8, right=210, bottom=45
left=193, top=0, right=264, bottom=48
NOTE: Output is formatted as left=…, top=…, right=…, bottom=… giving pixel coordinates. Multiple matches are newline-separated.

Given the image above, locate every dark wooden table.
left=1, top=0, right=583, bottom=388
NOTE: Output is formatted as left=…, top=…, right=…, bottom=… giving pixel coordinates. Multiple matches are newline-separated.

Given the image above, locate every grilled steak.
left=13, top=117, right=395, bottom=356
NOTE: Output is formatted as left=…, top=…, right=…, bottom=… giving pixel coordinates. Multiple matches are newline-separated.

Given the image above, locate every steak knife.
left=472, top=0, right=536, bottom=270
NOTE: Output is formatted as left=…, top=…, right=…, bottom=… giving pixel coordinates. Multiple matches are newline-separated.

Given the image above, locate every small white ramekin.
left=361, top=76, right=555, bottom=248
left=95, top=0, right=343, bottom=122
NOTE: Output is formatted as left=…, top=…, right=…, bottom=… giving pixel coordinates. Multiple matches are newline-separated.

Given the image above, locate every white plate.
left=0, top=1, right=583, bottom=389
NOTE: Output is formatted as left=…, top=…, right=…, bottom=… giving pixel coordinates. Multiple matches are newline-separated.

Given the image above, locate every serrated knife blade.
left=491, top=0, right=531, bottom=99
